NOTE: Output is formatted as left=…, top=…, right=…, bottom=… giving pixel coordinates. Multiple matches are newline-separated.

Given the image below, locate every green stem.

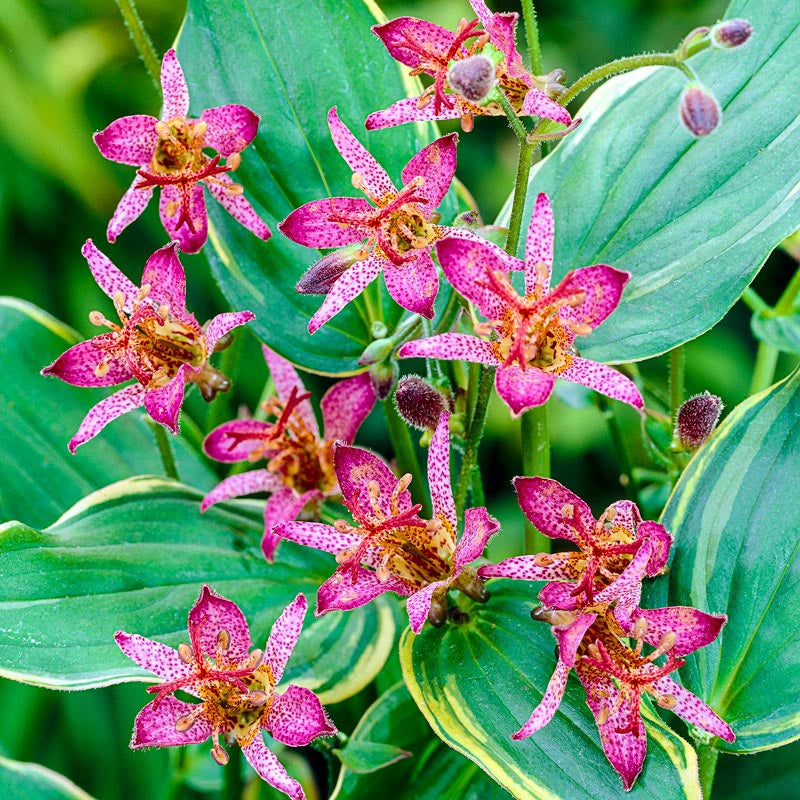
left=505, top=138, right=536, bottom=257
left=470, top=464, right=486, bottom=507
left=696, top=741, right=719, bottom=798
left=669, top=346, right=685, bottom=423
left=223, top=745, right=243, bottom=800
left=113, top=0, right=160, bottom=90
left=494, top=90, right=529, bottom=142
left=150, top=420, right=179, bottom=481
left=521, top=404, right=550, bottom=553
left=383, top=399, right=431, bottom=518
left=740, top=286, right=769, bottom=313
left=520, top=0, right=543, bottom=75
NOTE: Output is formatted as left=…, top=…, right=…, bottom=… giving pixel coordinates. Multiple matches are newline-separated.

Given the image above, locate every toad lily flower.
left=41, top=240, right=254, bottom=452
left=366, top=0, right=571, bottom=132
left=279, top=108, right=459, bottom=332
left=399, top=193, right=644, bottom=416
left=94, top=49, right=270, bottom=253
left=274, top=413, right=500, bottom=632
left=115, top=588, right=336, bottom=800
left=201, top=345, right=376, bottom=561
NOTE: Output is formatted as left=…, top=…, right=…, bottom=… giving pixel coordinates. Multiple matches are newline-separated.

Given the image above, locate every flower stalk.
left=383, top=398, right=432, bottom=518
left=521, top=0, right=543, bottom=75
left=150, top=419, right=179, bottom=481
left=113, top=0, right=160, bottom=89
left=696, top=740, right=720, bottom=798
left=521, top=404, right=550, bottom=553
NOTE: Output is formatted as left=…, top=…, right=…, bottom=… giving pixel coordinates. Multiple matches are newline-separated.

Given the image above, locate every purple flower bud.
left=394, top=375, right=449, bottom=431
left=296, top=248, right=357, bottom=295
left=679, top=84, right=721, bottom=137
left=369, top=359, right=398, bottom=401
left=710, top=18, right=753, bottom=49
left=447, top=55, right=496, bottom=103
left=674, top=391, right=724, bottom=451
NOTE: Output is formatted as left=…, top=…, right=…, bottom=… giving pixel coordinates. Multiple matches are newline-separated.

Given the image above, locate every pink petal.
left=205, top=173, right=271, bottom=241
left=469, top=1, right=524, bottom=76
left=241, top=736, right=303, bottom=800
left=107, top=176, right=154, bottom=244
left=187, top=585, right=252, bottom=664
left=398, top=333, right=497, bottom=365
left=144, top=370, right=186, bottom=434
left=638, top=520, right=673, bottom=576
left=513, top=477, right=595, bottom=545
left=401, top=133, right=458, bottom=214
left=524, top=193, right=554, bottom=296
left=559, top=357, right=644, bottom=410
left=278, top=197, right=373, bottom=248
left=372, top=18, right=455, bottom=69
left=200, top=104, right=259, bottom=156
left=203, top=420, right=273, bottom=463
left=427, top=413, right=456, bottom=531
left=317, top=566, right=411, bottom=614
left=267, top=684, right=336, bottom=746
left=554, top=613, right=597, bottom=666
left=94, top=115, right=159, bottom=166
left=262, top=346, right=319, bottom=439
left=556, top=265, right=630, bottom=331
left=159, top=183, right=208, bottom=254
left=537, top=581, right=580, bottom=610
left=522, top=88, right=572, bottom=127
left=41, top=339, right=131, bottom=388
left=605, top=499, right=641, bottom=535
left=204, top=310, right=255, bottom=354
left=320, top=371, right=376, bottom=443
left=262, top=489, right=323, bottom=562
left=130, top=696, right=212, bottom=749
left=265, top=593, right=306, bottom=684
left=455, top=506, right=501, bottom=569
left=114, top=631, right=192, bottom=682
left=160, top=49, right=189, bottom=120
left=495, top=364, right=555, bottom=416
left=309, top=255, right=383, bottom=334
left=141, top=242, right=186, bottom=310
left=327, top=106, right=395, bottom=203
left=81, top=239, right=138, bottom=308
left=383, top=250, right=438, bottom=319
left=272, top=520, right=361, bottom=556
left=365, top=97, right=462, bottom=131
left=625, top=607, right=726, bottom=658
left=201, top=469, right=283, bottom=512
left=512, top=660, right=569, bottom=739
left=594, top=538, right=653, bottom=607
left=406, top=579, right=450, bottom=634
left=68, top=383, right=145, bottom=453
left=650, top=676, right=735, bottom=743
left=478, top=551, right=583, bottom=583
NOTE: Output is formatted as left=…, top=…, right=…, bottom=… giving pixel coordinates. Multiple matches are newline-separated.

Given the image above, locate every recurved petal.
left=650, top=676, right=735, bottom=743
left=537, top=581, right=579, bottom=611
left=262, top=489, right=323, bottom=562
left=201, top=104, right=259, bottom=156
left=264, top=594, right=306, bottom=685
left=637, top=520, right=673, bottom=575
left=365, top=97, right=462, bottom=131
left=203, top=419, right=273, bottom=463
left=187, top=585, right=252, bottom=664
left=94, top=115, right=159, bottom=166
left=495, top=364, right=555, bottom=417
left=68, top=383, right=146, bottom=453
left=456, top=506, right=501, bottom=569
left=556, top=264, right=630, bottom=331
left=594, top=538, right=652, bottom=607
left=398, top=333, right=497, bottom=365
left=159, top=183, right=208, bottom=254
left=469, top=1, right=524, bottom=75
left=513, top=477, right=595, bottom=544
left=141, top=242, right=186, bottom=309
left=278, top=197, right=373, bottom=248
left=41, top=339, right=131, bottom=388
left=401, top=133, right=458, bottom=214
left=524, top=193, right=554, bottom=297
left=427, top=413, right=456, bottom=531
left=144, top=370, right=186, bottom=434
left=406, top=579, right=450, bottom=634
left=604, top=499, right=641, bottom=536
left=130, top=696, right=212, bottom=749
left=82, top=239, right=138, bottom=308
left=107, top=177, right=154, bottom=244
left=559, top=357, right=644, bottom=411
left=625, top=606, right=726, bottom=658
left=274, top=520, right=360, bottom=556
left=241, top=736, right=304, bottom=800
left=267, top=684, right=336, bottom=746
left=327, top=107, right=395, bottom=203
left=200, top=469, right=283, bottom=512
left=383, top=250, right=439, bottom=319
left=512, top=660, right=569, bottom=739
left=478, top=551, right=583, bottom=582
left=261, top=345, right=318, bottom=439
left=521, top=88, right=572, bottom=127
left=321, top=371, right=376, bottom=444
left=205, top=173, right=272, bottom=241
left=160, top=49, right=190, bottom=120
left=372, top=17, right=455, bottom=69
left=204, top=310, right=255, bottom=354
left=317, top=566, right=412, bottom=615
left=554, top=613, right=597, bottom=666
left=114, top=631, right=192, bottom=682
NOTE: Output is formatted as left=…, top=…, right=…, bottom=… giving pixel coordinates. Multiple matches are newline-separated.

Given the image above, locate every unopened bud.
left=447, top=55, right=496, bottom=103
left=188, top=364, right=232, bottom=402
left=454, top=570, right=489, bottom=603
left=538, top=68, right=567, bottom=100
left=394, top=375, right=449, bottom=431
left=369, top=359, right=398, bottom=400
left=296, top=248, right=357, bottom=295
left=710, top=18, right=753, bottom=49
left=679, top=84, right=721, bottom=137
left=212, top=331, right=234, bottom=352
left=453, top=210, right=482, bottom=229
left=427, top=586, right=449, bottom=628
left=674, top=391, right=723, bottom=451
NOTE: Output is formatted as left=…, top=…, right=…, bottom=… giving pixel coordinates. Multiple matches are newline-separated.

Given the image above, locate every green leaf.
left=331, top=682, right=511, bottom=799
left=401, top=582, right=701, bottom=800
left=751, top=305, right=800, bottom=353
left=0, top=476, right=394, bottom=702
left=333, top=741, right=411, bottom=774
left=502, top=0, right=800, bottom=363
left=176, top=0, right=456, bottom=375
left=653, top=366, right=800, bottom=753
left=712, top=739, right=800, bottom=799
left=0, top=756, right=95, bottom=800
left=0, top=298, right=216, bottom=528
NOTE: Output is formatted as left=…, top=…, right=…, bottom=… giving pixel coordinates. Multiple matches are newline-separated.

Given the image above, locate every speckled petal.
left=559, top=357, right=644, bottom=410
left=267, top=684, right=336, bottom=746
left=650, top=676, right=735, bottom=743
left=555, top=613, right=597, bottom=665
left=309, top=255, right=384, bottom=334
left=160, top=49, right=189, bottom=120
left=264, top=594, right=306, bottom=684
left=144, top=370, right=186, bottom=434
left=624, top=606, right=726, bottom=658
left=456, top=506, right=501, bottom=569
left=513, top=477, right=595, bottom=544
left=262, top=489, right=323, bottom=562
left=94, top=115, right=159, bottom=166
left=201, top=104, right=259, bottom=156
left=278, top=197, right=373, bottom=248
left=204, top=310, right=255, bottom=354
left=317, top=566, right=411, bottom=614
left=604, top=499, right=641, bottom=536
left=398, top=333, right=497, bottom=365
left=200, top=469, right=283, bottom=511
left=556, top=265, right=630, bottom=330
left=594, top=538, right=652, bottom=606
left=406, top=579, right=450, bottom=634
left=512, top=660, right=569, bottom=739
left=41, top=339, right=131, bottom=388
left=401, top=133, right=458, bottom=214
left=524, top=193, right=554, bottom=296
left=241, top=736, right=304, bottom=800
left=637, top=520, right=673, bottom=576
left=203, top=419, right=273, bottom=462
left=114, top=631, right=192, bottom=683
left=372, top=17, right=455, bottom=69
left=68, top=383, right=145, bottom=453
left=427, top=413, right=456, bottom=530
left=107, top=176, right=154, bottom=244
left=327, top=107, right=395, bottom=203
left=365, top=97, right=462, bottom=131
left=383, top=250, right=438, bottom=319
left=130, top=696, right=212, bottom=749
left=140, top=242, right=186, bottom=309
left=160, top=183, right=208, bottom=254
left=187, top=585, right=252, bottom=664
left=521, top=88, right=572, bottom=126
left=495, top=364, right=555, bottom=416
left=321, top=371, right=376, bottom=444
left=469, top=0, right=525, bottom=76
left=273, top=520, right=361, bottom=556
left=537, top=581, right=579, bottom=611
left=262, top=345, right=319, bottom=439
left=205, top=173, right=271, bottom=241
left=81, top=239, right=138, bottom=307
left=478, top=551, right=583, bottom=582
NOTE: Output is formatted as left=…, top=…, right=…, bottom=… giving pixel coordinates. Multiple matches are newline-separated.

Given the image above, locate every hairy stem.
left=114, top=0, right=160, bottom=89
left=521, top=0, right=543, bottom=75
left=696, top=741, right=719, bottom=799
left=150, top=420, right=179, bottom=481
left=383, top=399, right=431, bottom=518
left=521, top=404, right=550, bottom=552
left=505, top=138, right=536, bottom=257
left=495, top=90, right=530, bottom=142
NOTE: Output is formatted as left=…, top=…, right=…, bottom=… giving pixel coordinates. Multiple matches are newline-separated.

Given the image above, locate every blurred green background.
left=1, top=0, right=797, bottom=797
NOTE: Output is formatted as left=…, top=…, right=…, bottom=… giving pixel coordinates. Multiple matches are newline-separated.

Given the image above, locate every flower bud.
left=448, top=55, right=496, bottom=103
left=369, top=359, right=398, bottom=401
left=674, top=391, right=723, bottom=452
left=188, top=363, right=232, bottom=402
left=296, top=247, right=358, bottom=295
left=679, top=84, right=721, bottom=137
left=710, top=19, right=753, bottom=49
left=453, top=209, right=482, bottom=229
left=394, top=375, right=448, bottom=431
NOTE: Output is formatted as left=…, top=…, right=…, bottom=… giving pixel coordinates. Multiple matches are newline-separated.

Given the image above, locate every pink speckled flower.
left=279, top=108, right=460, bottom=332
left=115, top=587, right=335, bottom=799
left=398, top=193, right=643, bottom=416
left=201, top=345, right=376, bottom=561
left=94, top=49, right=270, bottom=253
left=366, top=0, right=571, bottom=132
left=274, top=413, right=500, bottom=632
left=41, top=240, right=254, bottom=452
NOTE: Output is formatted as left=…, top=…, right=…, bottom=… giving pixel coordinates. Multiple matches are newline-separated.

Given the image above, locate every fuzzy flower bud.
left=710, top=19, right=753, bottom=49
left=296, top=247, right=360, bottom=295
left=394, top=375, right=449, bottom=431
left=674, top=391, right=724, bottom=451
left=679, top=84, right=721, bottom=137
left=448, top=55, right=496, bottom=103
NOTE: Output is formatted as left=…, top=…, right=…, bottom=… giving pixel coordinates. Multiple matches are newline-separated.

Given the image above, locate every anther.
left=596, top=706, right=611, bottom=725
left=157, top=304, right=170, bottom=321
left=245, top=648, right=264, bottom=669
left=226, top=152, right=241, bottom=170
left=177, top=643, right=193, bottom=664
left=112, top=291, right=126, bottom=311
left=587, top=643, right=602, bottom=661
left=657, top=694, right=678, bottom=710
left=566, top=320, right=593, bottom=337
left=426, top=517, right=443, bottom=533
left=460, top=111, right=474, bottom=133
left=560, top=503, right=574, bottom=518
left=351, top=172, right=365, bottom=190
left=632, top=617, right=649, bottom=641
left=247, top=690, right=269, bottom=707
left=165, top=200, right=179, bottom=218
left=210, top=744, right=229, bottom=766
left=367, top=480, right=381, bottom=500
left=94, top=361, right=110, bottom=378
left=376, top=561, right=391, bottom=582
left=137, top=283, right=152, bottom=302
left=225, top=183, right=244, bottom=196
left=333, top=519, right=352, bottom=533
left=397, top=473, right=413, bottom=493
left=193, top=120, right=208, bottom=137
left=155, top=121, right=171, bottom=138
left=217, top=629, right=231, bottom=650
left=88, top=310, right=107, bottom=326
left=175, top=713, right=196, bottom=732
left=533, top=553, right=553, bottom=567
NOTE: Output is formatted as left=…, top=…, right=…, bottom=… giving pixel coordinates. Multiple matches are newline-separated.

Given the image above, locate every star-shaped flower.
left=399, top=193, right=644, bottom=416
left=41, top=240, right=254, bottom=451
left=94, top=49, right=271, bottom=253
left=279, top=108, right=459, bottom=332
left=115, top=588, right=335, bottom=800
left=201, top=345, right=376, bottom=561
